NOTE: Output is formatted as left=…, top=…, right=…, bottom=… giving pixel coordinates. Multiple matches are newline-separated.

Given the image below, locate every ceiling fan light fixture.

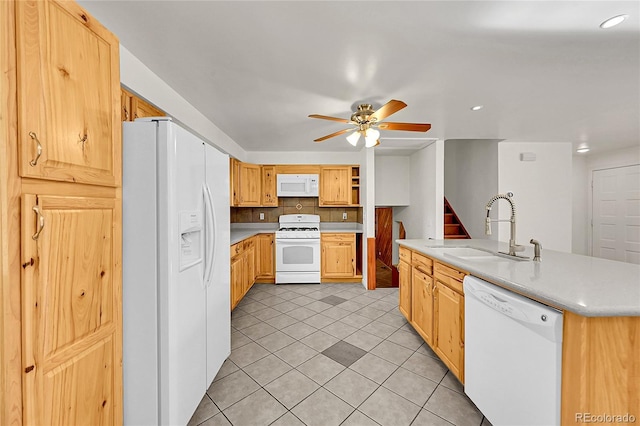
left=346, top=131, right=361, bottom=146
left=365, top=129, right=380, bottom=148
left=600, top=14, right=628, bottom=29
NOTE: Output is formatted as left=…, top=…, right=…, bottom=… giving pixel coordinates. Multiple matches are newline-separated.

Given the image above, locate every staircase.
left=444, top=198, right=471, bottom=239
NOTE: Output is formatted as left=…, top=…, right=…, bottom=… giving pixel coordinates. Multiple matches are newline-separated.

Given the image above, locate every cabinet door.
left=434, top=281, right=464, bottom=382
left=21, top=194, right=122, bottom=426
left=132, top=97, right=164, bottom=120
left=16, top=0, right=120, bottom=187
left=261, top=166, right=278, bottom=207
left=256, top=234, right=275, bottom=280
left=398, top=260, right=412, bottom=321
left=320, top=167, right=351, bottom=206
left=411, top=269, right=434, bottom=346
left=121, top=89, right=133, bottom=122
left=321, top=235, right=355, bottom=278
left=243, top=239, right=256, bottom=294
left=230, top=255, right=243, bottom=310
left=238, top=163, right=261, bottom=206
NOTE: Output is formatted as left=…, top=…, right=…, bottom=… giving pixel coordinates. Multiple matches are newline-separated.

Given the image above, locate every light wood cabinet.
left=230, top=253, right=243, bottom=310
left=230, top=236, right=259, bottom=310
left=17, top=0, right=120, bottom=187
left=121, top=88, right=165, bottom=122
left=320, top=166, right=351, bottom=206
left=399, top=245, right=466, bottom=383
left=398, top=258, right=412, bottom=321
left=434, top=278, right=464, bottom=381
left=261, top=166, right=277, bottom=207
left=256, top=233, right=275, bottom=281
left=2, top=1, right=123, bottom=424
left=321, top=233, right=356, bottom=279
left=412, top=268, right=434, bottom=346
left=21, top=194, right=121, bottom=425
left=230, top=160, right=263, bottom=207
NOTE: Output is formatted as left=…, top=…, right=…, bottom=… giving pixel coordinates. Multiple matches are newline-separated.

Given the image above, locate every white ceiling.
left=80, top=1, right=639, bottom=155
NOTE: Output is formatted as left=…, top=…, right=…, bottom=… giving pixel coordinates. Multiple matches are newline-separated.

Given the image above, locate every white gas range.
left=275, top=214, right=321, bottom=284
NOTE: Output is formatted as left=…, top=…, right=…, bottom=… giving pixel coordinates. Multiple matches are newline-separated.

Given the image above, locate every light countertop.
left=398, top=239, right=640, bottom=317
left=230, top=222, right=363, bottom=244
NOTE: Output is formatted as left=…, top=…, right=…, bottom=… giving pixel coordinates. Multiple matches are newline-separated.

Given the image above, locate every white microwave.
left=277, top=174, right=319, bottom=197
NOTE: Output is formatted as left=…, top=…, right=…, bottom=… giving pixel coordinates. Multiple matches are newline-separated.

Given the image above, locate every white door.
left=158, top=121, right=207, bottom=425
left=204, top=143, right=231, bottom=386
left=592, top=165, right=640, bottom=264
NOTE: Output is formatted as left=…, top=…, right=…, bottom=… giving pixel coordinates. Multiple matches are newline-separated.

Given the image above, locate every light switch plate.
left=342, top=212, right=347, bottom=220
left=259, top=212, right=265, bottom=220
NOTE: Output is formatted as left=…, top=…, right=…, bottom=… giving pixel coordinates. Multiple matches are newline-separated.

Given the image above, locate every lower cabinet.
left=230, top=236, right=257, bottom=310
left=411, top=267, right=434, bottom=346
left=256, top=233, right=275, bottom=281
left=231, top=233, right=275, bottom=310
left=398, top=259, right=412, bottom=321
left=434, top=279, right=464, bottom=381
left=321, top=233, right=356, bottom=280
left=400, top=245, right=467, bottom=384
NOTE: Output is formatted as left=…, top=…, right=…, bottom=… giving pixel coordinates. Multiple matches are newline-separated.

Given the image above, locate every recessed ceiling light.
left=600, top=14, right=628, bottom=29
left=576, top=147, right=590, bottom=153
left=470, top=105, right=483, bottom=111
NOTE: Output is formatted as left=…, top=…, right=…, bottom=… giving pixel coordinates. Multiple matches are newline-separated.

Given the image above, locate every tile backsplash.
left=231, top=197, right=363, bottom=223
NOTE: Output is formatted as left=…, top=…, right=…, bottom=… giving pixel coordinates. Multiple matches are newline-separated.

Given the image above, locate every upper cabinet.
left=121, top=88, right=165, bottom=122
left=16, top=0, right=120, bottom=187
left=320, top=166, right=350, bottom=206
left=320, top=166, right=360, bottom=207
left=261, top=165, right=277, bottom=207
left=230, top=161, right=361, bottom=207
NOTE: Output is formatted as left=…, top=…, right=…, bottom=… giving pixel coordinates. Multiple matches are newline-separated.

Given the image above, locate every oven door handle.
left=276, top=238, right=320, bottom=244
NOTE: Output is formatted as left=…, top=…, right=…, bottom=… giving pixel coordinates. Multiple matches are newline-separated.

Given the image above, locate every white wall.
left=119, top=46, right=246, bottom=160
left=375, top=156, right=410, bottom=206
left=497, top=142, right=573, bottom=252
left=394, top=141, right=445, bottom=244
left=444, top=140, right=499, bottom=239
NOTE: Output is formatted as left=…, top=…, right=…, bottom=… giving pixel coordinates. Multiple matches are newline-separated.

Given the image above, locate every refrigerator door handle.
left=203, top=183, right=216, bottom=286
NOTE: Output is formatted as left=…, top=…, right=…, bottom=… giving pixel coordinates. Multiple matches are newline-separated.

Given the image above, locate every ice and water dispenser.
left=179, top=210, right=203, bottom=271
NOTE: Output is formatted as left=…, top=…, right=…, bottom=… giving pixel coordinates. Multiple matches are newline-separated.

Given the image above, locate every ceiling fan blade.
left=314, top=128, right=352, bottom=142
left=378, top=122, right=432, bottom=132
left=370, top=99, right=407, bottom=122
left=308, top=114, right=351, bottom=123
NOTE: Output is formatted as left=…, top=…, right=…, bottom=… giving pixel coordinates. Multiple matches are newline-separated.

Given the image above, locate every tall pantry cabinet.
left=1, top=1, right=123, bottom=425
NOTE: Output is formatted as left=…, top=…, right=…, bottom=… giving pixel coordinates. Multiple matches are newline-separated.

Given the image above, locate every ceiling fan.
left=309, top=99, right=431, bottom=147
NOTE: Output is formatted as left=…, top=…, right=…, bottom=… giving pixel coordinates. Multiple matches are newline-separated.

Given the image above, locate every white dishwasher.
left=464, top=276, right=563, bottom=426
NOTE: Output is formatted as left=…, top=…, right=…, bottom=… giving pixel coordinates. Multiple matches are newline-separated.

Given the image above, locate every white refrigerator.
left=123, top=118, right=230, bottom=425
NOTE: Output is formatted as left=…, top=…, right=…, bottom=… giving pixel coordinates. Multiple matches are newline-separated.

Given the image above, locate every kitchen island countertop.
left=398, top=239, right=640, bottom=317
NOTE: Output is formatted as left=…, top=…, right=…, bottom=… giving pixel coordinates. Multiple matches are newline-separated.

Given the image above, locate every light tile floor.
left=188, top=283, right=493, bottom=426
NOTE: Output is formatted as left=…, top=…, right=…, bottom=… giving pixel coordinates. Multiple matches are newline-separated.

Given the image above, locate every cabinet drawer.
left=412, top=252, right=433, bottom=275
left=434, top=261, right=466, bottom=282
left=435, top=275, right=464, bottom=294
left=399, top=246, right=411, bottom=263
left=321, top=233, right=355, bottom=243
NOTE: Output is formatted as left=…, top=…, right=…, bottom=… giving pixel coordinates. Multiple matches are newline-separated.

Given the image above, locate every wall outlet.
left=342, top=212, right=347, bottom=220
left=259, top=212, right=265, bottom=220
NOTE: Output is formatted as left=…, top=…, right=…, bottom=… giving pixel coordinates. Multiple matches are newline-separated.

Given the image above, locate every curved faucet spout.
left=485, top=192, right=523, bottom=256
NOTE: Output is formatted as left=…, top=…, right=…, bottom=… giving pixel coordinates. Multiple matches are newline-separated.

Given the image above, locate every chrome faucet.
left=485, top=192, right=525, bottom=257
